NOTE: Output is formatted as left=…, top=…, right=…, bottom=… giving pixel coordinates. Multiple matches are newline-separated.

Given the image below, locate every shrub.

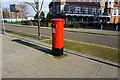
left=65, top=22, right=81, bottom=28
left=33, top=22, right=37, bottom=26
left=21, top=20, right=33, bottom=25
left=73, top=22, right=81, bottom=28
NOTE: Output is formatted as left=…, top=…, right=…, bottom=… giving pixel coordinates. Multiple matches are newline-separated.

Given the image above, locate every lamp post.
left=0, top=3, right=5, bottom=34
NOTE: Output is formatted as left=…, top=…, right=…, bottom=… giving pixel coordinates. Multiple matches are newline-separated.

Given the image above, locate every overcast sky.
left=1, top=0, right=52, bottom=17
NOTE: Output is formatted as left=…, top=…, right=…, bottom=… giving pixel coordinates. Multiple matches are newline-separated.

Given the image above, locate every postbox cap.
left=50, top=18, right=65, bottom=22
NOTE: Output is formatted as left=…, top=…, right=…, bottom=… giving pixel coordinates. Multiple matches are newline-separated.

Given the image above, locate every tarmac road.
left=4, top=23, right=118, bottom=48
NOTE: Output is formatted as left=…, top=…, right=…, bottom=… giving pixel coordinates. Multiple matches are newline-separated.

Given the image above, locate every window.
left=81, top=6, right=83, bottom=12
left=109, top=2, right=111, bottom=4
left=82, top=7, right=85, bottom=13
left=85, top=7, right=89, bottom=14
left=88, top=7, right=92, bottom=14
left=70, top=5, right=75, bottom=11
left=114, top=10, right=117, bottom=15
left=64, top=5, right=69, bottom=11
left=92, top=8, right=96, bottom=14
left=107, top=9, right=111, bottom=14
left=96, top=8, right=100, bottom=15
left=75, top=6, right=80, bottom=11
left=119, top=10, right=120, bottom=15
left=115, top=2, right=117, bottom=4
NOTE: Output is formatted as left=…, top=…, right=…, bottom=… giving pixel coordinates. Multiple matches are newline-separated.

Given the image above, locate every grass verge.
left=42, top=39, right=119, bottom=63
left=6, top=29, right=36, bottom=37
left=7, top=22, right=23, bottom=25
left=6, top=29, right=119, bottom=63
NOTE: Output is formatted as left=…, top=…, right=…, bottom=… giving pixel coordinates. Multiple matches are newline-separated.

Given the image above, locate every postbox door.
left=52, top=24, right=56, bottom=47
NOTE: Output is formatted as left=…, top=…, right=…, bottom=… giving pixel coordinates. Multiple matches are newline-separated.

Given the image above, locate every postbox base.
left=52, top=47, right=63, bottom=56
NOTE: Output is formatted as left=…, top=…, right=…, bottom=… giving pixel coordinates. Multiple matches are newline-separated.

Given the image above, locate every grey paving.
left=5, top=23, right=118, bottom=48
left=2, top=33, right=119, bottom=78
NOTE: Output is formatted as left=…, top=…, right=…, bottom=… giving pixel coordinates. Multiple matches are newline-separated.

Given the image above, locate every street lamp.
left=0, top=3, right=5, bottom=34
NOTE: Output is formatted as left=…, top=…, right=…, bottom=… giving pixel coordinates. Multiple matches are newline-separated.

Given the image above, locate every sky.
left=1, top=0, right=52, bottom=17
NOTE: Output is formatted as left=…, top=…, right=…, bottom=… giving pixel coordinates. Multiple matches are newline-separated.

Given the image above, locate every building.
left=3, top=4, right=26, bottom=22
left=10, top=4, right=23, bottom=12
left=49, top=0, right=120, bottom=25
left=10, top=4, right=25, bottom=19
left=49, top=0, right=102, bottom=25
left=100, top=0, right=120, bottom=24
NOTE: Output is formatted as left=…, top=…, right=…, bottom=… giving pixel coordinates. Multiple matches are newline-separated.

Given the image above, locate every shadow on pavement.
left=12, top=39, right=52, bottom=55
left=11, top=39, right=120, bottom=68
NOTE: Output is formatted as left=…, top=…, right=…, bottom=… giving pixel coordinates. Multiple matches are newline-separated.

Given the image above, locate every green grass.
left=7, top=22, right=23, bottom=25
left=6, top=30, right=36, bottom=37
left=6, top=30, right=50, bottom=40
left=42, top=39, right=119, bottom=63
left=6, top=29, right=119, bottom=63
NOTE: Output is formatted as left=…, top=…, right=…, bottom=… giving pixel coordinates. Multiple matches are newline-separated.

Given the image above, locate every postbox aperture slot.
left=51, top=23, right=56, bottom=28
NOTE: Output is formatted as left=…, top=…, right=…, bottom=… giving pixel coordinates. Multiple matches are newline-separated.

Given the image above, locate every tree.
left=2, top=7, right=10, bottom=19
left=25, top=0, right=44, bottom=39
left=34, top=11, right=45, bottom=26
left=45, top=12, right=51, bottom=26
left=20, top=2, right=29, bottom=19
left=34, top=11, right=45, bottom=19
left=34, top=13, right=37, bottom=19
left=40, top=11, right=45, bottom=26
left=40, top=11, right=45, bottom=19
left=46, top=12, right=51, bottom=22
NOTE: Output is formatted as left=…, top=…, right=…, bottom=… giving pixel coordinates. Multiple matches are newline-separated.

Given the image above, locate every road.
left=4, top=24, right=118, bottom=48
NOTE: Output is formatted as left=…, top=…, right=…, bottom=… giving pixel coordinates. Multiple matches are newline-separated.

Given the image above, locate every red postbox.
left=50, top=18, right=65, bottom=56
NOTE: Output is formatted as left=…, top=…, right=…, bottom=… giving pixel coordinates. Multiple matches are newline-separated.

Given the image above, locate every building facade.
left=49, top=0, right=120, bottom=25
left=100, top=0, right=120, bottom=24
left=3, top=4, right=26, bottom=21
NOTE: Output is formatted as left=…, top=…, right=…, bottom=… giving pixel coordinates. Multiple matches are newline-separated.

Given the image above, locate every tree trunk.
left=37, top=12, right=41, bottom=39
left=36, top=1, right=41, bottom=39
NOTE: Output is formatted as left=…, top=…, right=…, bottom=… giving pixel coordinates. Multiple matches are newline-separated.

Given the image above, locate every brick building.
left=100, top=0, right=120, bottom=24
left=3, top=4, right=26, bottom=21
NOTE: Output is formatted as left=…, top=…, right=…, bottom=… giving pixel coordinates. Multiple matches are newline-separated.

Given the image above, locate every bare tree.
left=20, top=2, right=29, bottom=19
left=25, top=0, right=44, bottom=39
left=2, top=7, right=10, bottom=19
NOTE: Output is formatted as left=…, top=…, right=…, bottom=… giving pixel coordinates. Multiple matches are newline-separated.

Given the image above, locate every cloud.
left=1, top=0, right=52, bottom=17
left=1, top=0, right=34, bottom=2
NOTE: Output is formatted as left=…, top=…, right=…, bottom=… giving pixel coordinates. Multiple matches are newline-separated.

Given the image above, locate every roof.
left=64, top=13, right=94, bottom=17
left=66, top=2, right=101, bottom=8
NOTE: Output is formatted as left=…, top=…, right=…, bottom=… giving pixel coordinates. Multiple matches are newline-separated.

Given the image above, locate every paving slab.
left=73, top=60, right=103, bottom=78
left=96, top=64, right=118, bottom=78
left=2, top=34, right=119, bottom=78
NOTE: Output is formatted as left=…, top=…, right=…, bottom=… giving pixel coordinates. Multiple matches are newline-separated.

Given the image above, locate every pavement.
left=2, top=33, right=119, bottom=78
